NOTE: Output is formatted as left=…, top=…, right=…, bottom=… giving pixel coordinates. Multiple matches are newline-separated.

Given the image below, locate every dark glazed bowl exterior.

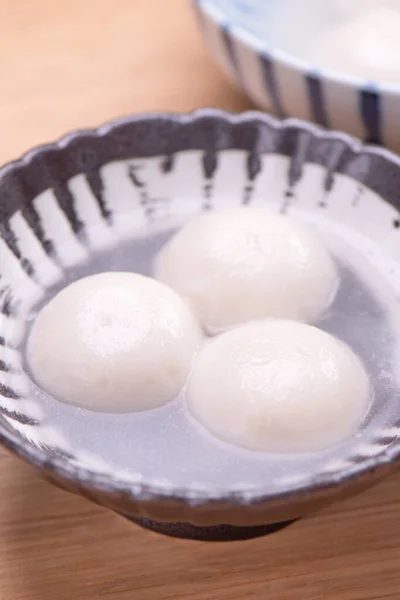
left=1, top=110, right=400, bottom=532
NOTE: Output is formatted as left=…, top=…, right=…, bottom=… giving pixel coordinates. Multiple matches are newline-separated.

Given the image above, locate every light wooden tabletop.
left=1, top=1, right=400, bottom=598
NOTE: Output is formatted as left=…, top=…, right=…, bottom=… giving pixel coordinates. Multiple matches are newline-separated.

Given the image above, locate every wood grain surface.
left=0, top=1, right=399, bottom=598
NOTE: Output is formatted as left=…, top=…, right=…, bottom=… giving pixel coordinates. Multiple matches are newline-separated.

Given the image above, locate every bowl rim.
left=194, top=0, right=400, bottom=95
left=1, top=108, right=400, bottom=508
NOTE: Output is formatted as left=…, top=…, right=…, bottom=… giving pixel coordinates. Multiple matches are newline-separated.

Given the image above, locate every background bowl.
left=2, top=110, right=400, bottom=541
left=193, top=0, right=400, bottom=152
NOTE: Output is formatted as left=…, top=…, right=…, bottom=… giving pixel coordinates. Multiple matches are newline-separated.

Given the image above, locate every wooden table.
left=0, top=1, right=399, bottom=598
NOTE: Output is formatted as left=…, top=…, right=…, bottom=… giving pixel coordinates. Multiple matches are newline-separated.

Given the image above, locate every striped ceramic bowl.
left=2, top=109, right=400, bottom=541
left=193, top=0, right=399, bottom=151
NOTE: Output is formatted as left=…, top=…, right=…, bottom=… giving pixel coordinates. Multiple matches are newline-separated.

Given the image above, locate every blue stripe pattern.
left=221, top=24, right=246, bottom=91
left=258, top=52, right=286, bottom=118
left=360, top=83, right=382, bottom=146
left=305, top=71, right=330, bottom=129
left=193, top=0, right=389, bottom=149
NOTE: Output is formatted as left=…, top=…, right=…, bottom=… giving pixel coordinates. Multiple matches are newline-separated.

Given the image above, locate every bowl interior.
left=205, top=0, right=333, bottom=60
left=2, top=112, right=400, bottom=505
left=203, top=0, right=397, bottom=86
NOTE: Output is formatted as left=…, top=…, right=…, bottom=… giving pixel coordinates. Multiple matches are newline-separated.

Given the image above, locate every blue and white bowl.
left=2, top=110, right=400, bottom=541
left=193, top=0, right=400, bottom=151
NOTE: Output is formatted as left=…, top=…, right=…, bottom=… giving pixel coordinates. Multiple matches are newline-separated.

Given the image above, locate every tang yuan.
left=155, top=207, right=338, bottom=333
left=27, top=272, right=202, bottom=412
left=186, top=320, right=370, bottom=453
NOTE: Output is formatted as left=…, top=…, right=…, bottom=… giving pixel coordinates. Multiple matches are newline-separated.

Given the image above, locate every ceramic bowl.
left=193, top=0, right=400, bottom=152
left=1, top=109, right=400, bottom=542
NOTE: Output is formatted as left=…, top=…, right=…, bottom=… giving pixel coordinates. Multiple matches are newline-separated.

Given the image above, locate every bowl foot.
left=123, top=515, right=296, bottom=541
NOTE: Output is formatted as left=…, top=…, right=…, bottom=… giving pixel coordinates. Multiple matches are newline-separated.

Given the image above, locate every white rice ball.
left=27, top=272, right=202, bottom=412
left=155, top=207, right=337, bottom=333
left=186, top=320, right=370, bottom=453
